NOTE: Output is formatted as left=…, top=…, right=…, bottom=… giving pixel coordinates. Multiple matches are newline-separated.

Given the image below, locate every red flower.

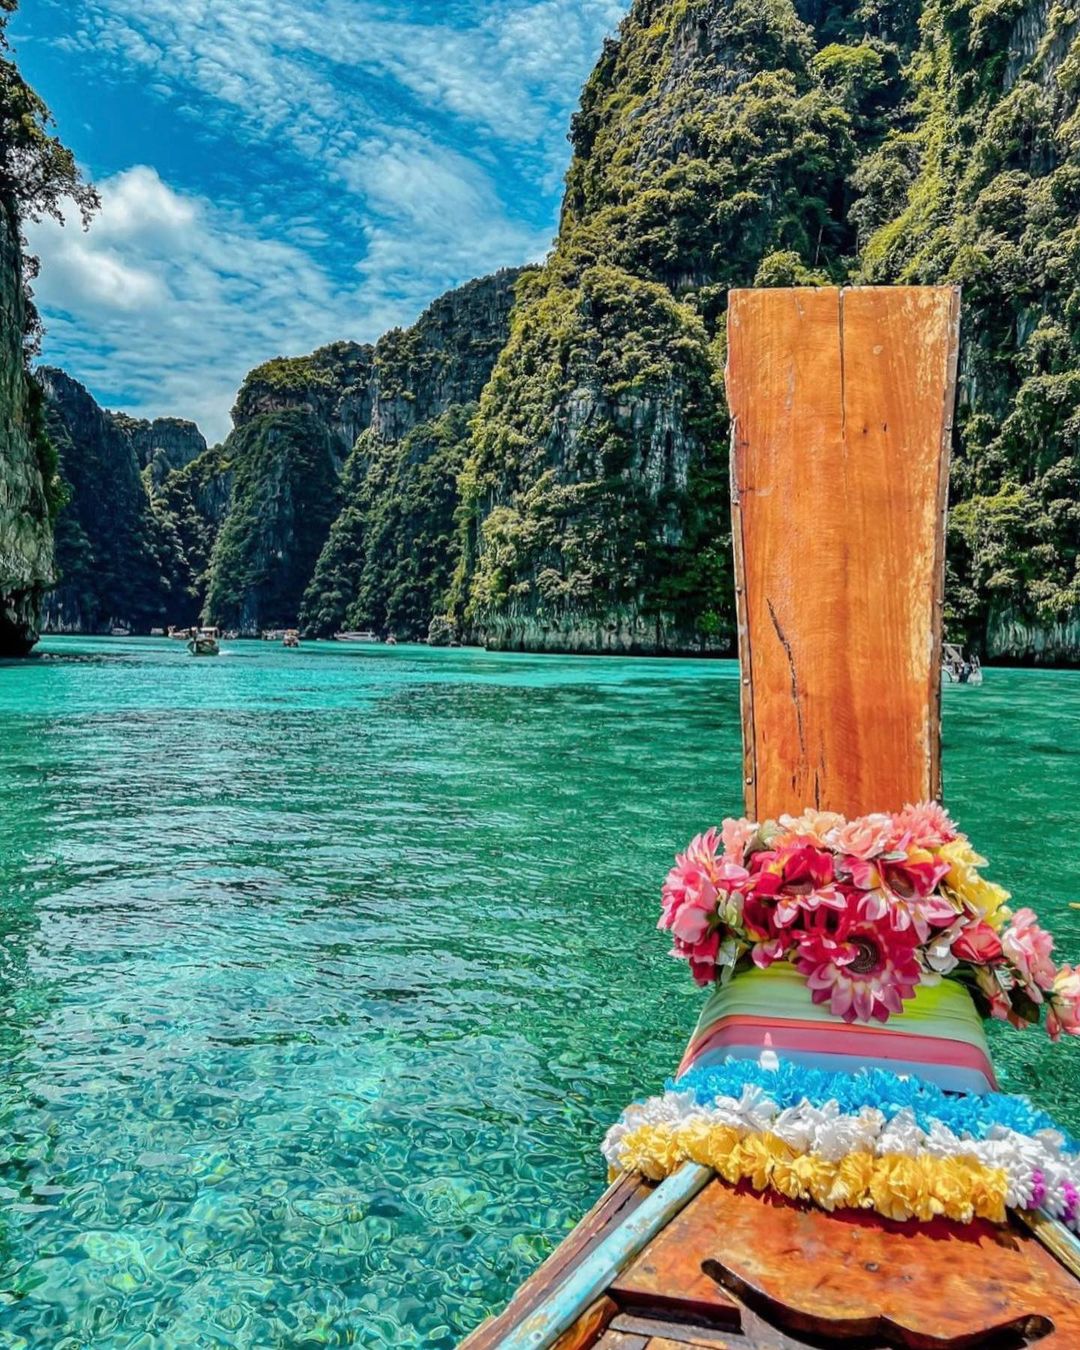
left=794, top=900, right=922, bottom=1024
left=952, top=920, right=1004, bottom=965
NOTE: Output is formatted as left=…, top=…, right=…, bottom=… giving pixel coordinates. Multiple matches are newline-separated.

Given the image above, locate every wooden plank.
left=609, top=1313, right=742, bottom=1346
left=632, top=1179, right=1080, bottom=1349
left=459, top=1173, right=653, bottom=1350
left=726, top=286, right=959, bottom=819
left=609, top=1181, right=740, bottom=1330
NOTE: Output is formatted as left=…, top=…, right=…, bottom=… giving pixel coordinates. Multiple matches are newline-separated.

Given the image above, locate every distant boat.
left=188, top=627, right=220, bottom=657
left=110, top=625, right=131, bottom=637
left=150, top=627, right=165, bottom=637
left=333, top=630, right=379, bottom=643
left=942, top=641, right=983, bottom=685
left=262, top=628, right=286, bottom=641
left=385, top=635, right=398, bottom=646
left=167, top=626, right=191, bottom=640
left=283, top=629, right=300, bottom=648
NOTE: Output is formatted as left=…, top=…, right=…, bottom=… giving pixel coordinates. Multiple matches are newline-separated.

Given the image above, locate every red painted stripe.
left=679, top=1015, right=997, bottom=1086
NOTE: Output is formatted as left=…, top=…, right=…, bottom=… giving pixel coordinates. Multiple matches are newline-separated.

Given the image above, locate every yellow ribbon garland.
left=615, top=1121, right=1008, bottom=1225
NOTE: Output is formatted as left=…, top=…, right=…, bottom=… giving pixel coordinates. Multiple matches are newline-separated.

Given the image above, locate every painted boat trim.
left=498, top=1162, right=712, bottom=1350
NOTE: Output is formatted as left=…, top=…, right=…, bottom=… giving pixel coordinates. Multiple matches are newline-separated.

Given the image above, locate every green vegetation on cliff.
left=453, top=0, right=895, bottom=653
left=0, top=0, right=96, bottom=653
left=303, top=407, right=474, bottom=639
left=855, top=0, right=1080, bottom=656
left=299, top=270, right=524, bottom=638
left=203, top=412, right=340, bottom=633
left=450, top=0, right=1079, bottom=659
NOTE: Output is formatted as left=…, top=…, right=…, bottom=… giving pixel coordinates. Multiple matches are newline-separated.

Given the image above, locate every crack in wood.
left=767, top=597, right=806, bottom=764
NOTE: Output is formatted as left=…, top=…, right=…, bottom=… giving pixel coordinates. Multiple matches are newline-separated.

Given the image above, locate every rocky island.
left=3, top=0, right=1078, bottom=660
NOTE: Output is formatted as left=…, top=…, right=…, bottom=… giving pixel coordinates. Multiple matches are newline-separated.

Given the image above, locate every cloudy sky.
left=13, top=0, right=625, bottom=442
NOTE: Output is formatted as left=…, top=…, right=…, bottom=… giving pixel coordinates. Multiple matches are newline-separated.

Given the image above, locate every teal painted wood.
left=498, top=1162, right=713, bottom=1350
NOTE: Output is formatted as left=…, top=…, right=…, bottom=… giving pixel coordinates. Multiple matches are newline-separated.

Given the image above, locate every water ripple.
left=0, top=639, right=1077, bottom=1346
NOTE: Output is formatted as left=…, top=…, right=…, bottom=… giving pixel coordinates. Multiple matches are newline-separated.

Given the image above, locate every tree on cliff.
left=0, top=1, right=98, bottom=232
left=0, top=0, right=97, bottom=521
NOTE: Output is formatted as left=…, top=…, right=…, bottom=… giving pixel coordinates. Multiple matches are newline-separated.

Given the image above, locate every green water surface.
left=0, top=638, right=1078, bottom=1347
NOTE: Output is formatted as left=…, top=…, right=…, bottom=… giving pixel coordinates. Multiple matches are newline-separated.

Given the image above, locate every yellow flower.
left=869, top=1155, right=935, bottom=1223
left=619, top=1125, right=681, bottom=1181
left=794, top=1154, right=844, bottom=1210
left=938, top=838, right=1011, bottom=929
left=969, top=1167, right=1008, bottom=1223
left=700, top=1124, right=742, bottom=1174
left=827, top=1152, right=877, bottom=1211
left=769, top=1152, right=809, bottom=1202
left=730, top=1132, right=791, bottom=1192
left=931, top=1157, right=977, bottom=1223
left=939, top=837, right=987, bottom=871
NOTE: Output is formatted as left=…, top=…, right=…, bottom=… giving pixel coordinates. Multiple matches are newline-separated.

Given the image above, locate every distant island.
left=2, top=0, right=1078, bottom=661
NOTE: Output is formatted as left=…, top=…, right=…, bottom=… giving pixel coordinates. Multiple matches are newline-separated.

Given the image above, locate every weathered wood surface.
left=726, top=286, right=960, bottom=820
left=620, top=1178, right=1080, bottom=1348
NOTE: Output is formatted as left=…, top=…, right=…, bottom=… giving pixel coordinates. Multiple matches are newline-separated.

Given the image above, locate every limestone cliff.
left=452, top=0, right=1078, bottom=659
left=300, top=269, right=526, bottom=639
left=201, top=412, right=339, bottom=634
left=453, top=0, right=873, bottom=654
left=39, top=369, right=171, bottom=632
left=125, top=415, right=207, bottom=484
left=232, top=341, right=374, bottom=470
left=0, top=204, right=55, bottom=655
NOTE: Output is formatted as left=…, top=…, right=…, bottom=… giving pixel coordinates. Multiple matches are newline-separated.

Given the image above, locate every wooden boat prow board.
left=459, top=288, right=1080, bottom=1349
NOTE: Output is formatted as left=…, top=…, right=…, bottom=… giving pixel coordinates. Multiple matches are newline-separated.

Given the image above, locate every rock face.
left=146, top=442, right=234, bottom=628
left=452, top=0, right=868, bottom=654
left=39, top=370, right=229, bottom=632
left=857, top=0, right=1080, bottom=662
left=449, top=0, right=1079, bottom=659
left=39, top=369, right=173, bottom=632
left=232, top=341, right=374, bottom=470
left=300, top=269, right=525, bottom=639
left=0, top=204, right=55, bottom=655
left=202, top=412, right=341, bottom=635
left=126, top=416, right=207, bottom=485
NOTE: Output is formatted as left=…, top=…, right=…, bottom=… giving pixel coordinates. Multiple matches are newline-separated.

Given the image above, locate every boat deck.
left=463, top=1173, right=1080, bottom=1348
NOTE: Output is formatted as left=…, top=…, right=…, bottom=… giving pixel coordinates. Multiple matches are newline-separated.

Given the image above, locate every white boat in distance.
left=332, top=630, right=380, bottom=643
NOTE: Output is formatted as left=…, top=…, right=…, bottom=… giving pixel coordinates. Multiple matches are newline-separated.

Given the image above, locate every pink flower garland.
left=659, top=801, right=1080, bottom=1037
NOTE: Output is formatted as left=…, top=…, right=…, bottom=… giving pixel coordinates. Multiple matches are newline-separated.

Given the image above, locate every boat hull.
left=461, top=1172, right=1080, bottom=1347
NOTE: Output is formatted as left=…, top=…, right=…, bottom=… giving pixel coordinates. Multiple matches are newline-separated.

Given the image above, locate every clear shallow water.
left=0, top=639, right=1077, bottom=1347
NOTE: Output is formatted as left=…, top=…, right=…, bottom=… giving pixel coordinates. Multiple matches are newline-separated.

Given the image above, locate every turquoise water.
left=0, top=638, right=1077, bottom=1347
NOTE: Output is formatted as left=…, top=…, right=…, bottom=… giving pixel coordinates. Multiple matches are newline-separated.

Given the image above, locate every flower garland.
left=660, top=800, right=1080, bottom=1037
left=601, top=1063, right=1080, bottom=1229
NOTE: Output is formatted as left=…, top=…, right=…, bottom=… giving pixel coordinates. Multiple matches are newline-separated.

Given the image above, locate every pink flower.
left=660, top=829, right=749, bottom=959
left=686, top=930, right=721, bottom=987
left=827, top=813, right=895, bottom=861
left=660, top=866, right=717, bottom=946
left=720, top=816, right=757, bottom=864
left=794, top=902, right=922, bottom=1024
left=1002, top=907, right=1057, bottom=996
left=1047, top=966, right=1080, bottom=1041
left=891, top=800, right=959, bottom=849
left=952, top=919, right=1004, bottom=965
left=742, top=893, right=790, bottom=969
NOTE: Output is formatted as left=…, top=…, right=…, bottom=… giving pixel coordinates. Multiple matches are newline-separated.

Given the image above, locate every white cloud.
left=29, top=160, right=550, bottom=442
left=28, top=168, right=387, bottom=441
left=60, top=0, right=625, bottom=181
left=28, top=0, right=628, bottom=438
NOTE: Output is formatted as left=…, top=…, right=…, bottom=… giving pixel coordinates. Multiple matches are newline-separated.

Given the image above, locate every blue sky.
left=13, top=0, right=625, bottom=441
